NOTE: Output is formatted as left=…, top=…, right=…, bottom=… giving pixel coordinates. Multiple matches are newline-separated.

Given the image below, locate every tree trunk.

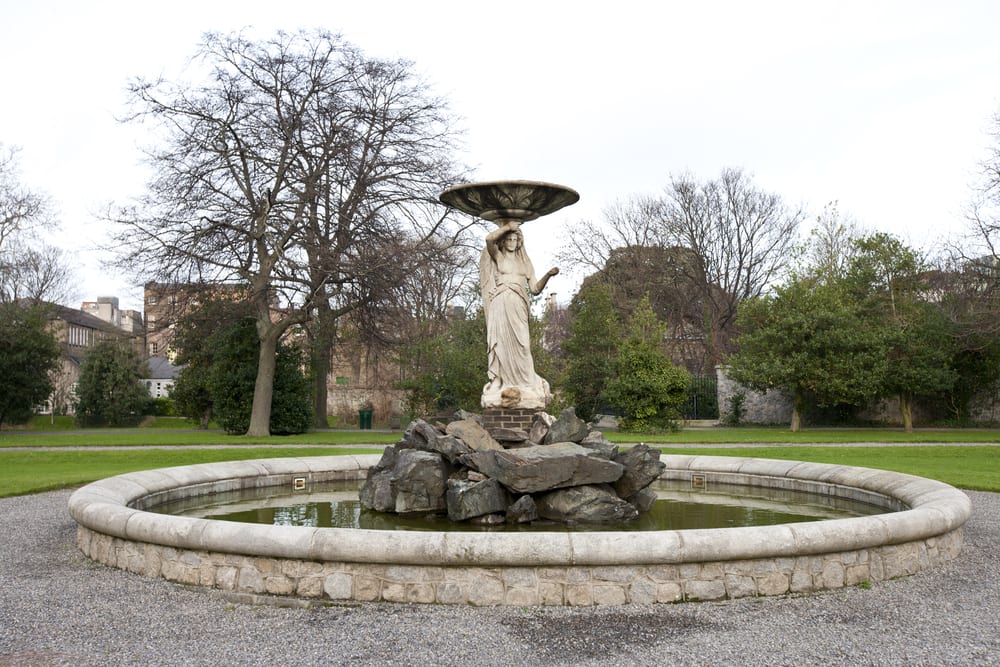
left=312, top=342, right=332, bottom=429
left=790, top=392, right=803, bottom=432
left=311, top=305, right=338, bottom=429
left=246, top=329, right=279, bottom=436
left=900, top=394, right=913, bottom=433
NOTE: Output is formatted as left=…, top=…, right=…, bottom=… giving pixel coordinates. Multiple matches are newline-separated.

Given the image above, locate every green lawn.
left=607, top=427, right=1000, bottom=444
left=0, top=428, right=401, bottom=448
left=1, top=423, right=997, bottom=497
left=655, top=445, right=999, bottom=493
left=4, top=423, right=999, bottom=448
left=0, top=447, right=380, bottom=498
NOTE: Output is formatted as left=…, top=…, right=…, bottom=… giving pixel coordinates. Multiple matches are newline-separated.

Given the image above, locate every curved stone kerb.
left=69, top=454, right=971, bottom=567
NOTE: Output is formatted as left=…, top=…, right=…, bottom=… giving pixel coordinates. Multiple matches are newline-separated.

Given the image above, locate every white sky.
left=2, top=0, right=998, bottom=312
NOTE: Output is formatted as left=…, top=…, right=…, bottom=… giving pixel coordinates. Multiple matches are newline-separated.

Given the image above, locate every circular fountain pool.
left=150, top=478, right=890, bottom=532
left=69, top=454, right=971, bottom=606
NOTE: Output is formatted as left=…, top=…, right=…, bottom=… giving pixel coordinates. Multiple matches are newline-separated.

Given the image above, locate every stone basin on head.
left=68, top=454, right=971, bottom=606
left=439, top=180, right=579, bottom=223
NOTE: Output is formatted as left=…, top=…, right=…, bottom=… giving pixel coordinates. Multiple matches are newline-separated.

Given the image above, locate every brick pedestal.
left=482, top=407, right=538, bottom=432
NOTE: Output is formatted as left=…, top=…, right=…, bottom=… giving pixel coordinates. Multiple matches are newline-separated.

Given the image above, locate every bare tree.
left=291, top=52, right=474, bottom=426
left=0, top=144, right=51, bottom=249
left=796, top=200, right=868, bottom=284
left=0, top=241, right=78, bottom=304
left=554, top=194, right=665, bottom=278
left=964, top=109, right=1000, bottom=271
left=0, top=144, right=77, bottom=304
left=328, top=237, right=480, bottom=420
left=110, top=30, right=467, bottom=435
left=661, top=167, right=805, bottom=364
left=557, top=169, right=804, bottom=369
left=943, top=109, right=1000, bottom=345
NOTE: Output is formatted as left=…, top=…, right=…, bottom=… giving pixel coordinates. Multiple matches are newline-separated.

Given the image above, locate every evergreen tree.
left=560, top=283, right=623, bottom=421
left=845, top=234, right=958, bottom=431
left=0, top=302, right=60, bottom=428
left=205, top=319, right=313, bottom=435
left=727, top=279, right=889, bottom=431
left=171, top=298, right=313, bottom=434
left=75, top=339, right=149, bottom=427
left=399, top=310, right=487, bottom=416
left=170, top=298, right=254, bottom=428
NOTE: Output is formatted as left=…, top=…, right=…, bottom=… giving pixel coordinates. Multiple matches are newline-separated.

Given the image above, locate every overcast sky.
left=2, top=1, right=998, bottom=312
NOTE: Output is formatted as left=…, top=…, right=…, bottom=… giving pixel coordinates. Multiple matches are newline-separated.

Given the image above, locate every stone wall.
left=969, top=389, right=1000, bottom=423
left=717, top=366, right=1000, bottom=427
left=716, top=366, right=793, bottom=425
left=76, top=524, right=963, bottom=605
left=326, top=387, right=406, bottom=426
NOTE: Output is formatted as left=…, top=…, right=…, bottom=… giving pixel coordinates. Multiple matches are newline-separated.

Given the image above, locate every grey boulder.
left=446, top=418, right=502, bottom=451
left=446, top=478, right=511, bottom=521
left=613, top=444, right=666, bottom=499
left=543, top=407, right=590, bottom=445
left=460, top=442, right=623, bottom=494
left=536, top=484, right=639, bottom=523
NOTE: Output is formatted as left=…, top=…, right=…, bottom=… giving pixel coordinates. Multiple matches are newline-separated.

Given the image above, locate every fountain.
left=354, top=182, right=660, bottom=527
left=69, top=454, right=970, bottom=605
left=68, top=180, right=971, bottom=605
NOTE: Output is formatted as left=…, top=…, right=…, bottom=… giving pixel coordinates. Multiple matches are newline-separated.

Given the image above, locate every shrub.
left=604, top=297, right=690, bottom=432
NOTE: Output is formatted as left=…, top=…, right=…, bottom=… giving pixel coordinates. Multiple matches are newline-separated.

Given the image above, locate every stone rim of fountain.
left=69, top=454, right=971, bottom=605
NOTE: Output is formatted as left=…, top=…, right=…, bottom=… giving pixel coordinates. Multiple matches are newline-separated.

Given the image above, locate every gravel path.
left=1, top=489, right=997, bottom=666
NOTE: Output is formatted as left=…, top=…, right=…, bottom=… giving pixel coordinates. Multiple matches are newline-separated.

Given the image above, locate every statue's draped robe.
left=479, top=243, right=550, bottom=408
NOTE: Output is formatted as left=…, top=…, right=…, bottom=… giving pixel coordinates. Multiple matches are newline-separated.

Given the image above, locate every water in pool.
left=150, top=479, right=889, bottom=532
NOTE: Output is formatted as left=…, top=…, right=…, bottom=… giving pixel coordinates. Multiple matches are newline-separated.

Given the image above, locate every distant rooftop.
left=145, top=355, right=181, bottom=379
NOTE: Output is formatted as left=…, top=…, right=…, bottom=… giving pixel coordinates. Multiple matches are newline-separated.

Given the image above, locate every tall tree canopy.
left=110, top=30, right=469, bottom=435
left=844, top=233, right=957, bottom=430
left=557, top=168, right=804, bottom=370
left=574, top=245, right=709, bottom=372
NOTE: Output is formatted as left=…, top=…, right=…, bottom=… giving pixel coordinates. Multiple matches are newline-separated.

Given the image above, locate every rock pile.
left=359, top=408, right=664, bottom=525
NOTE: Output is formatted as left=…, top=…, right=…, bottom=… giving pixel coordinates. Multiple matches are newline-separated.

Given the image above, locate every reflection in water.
left=151, top=479, right=891, bottom=533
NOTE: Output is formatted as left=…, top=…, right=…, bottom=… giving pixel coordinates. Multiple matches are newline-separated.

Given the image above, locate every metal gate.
left=683, top=375, right=719, bottom=420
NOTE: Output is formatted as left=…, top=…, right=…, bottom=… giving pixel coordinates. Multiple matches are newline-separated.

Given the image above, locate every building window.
left=68, top=325, right=93, bottom=347
left=335, top=376, right=350, bottom=385
left=150, top=342, right=159, bottom=355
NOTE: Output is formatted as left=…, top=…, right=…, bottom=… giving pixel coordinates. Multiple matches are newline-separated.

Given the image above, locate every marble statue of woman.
left=479, top=220, right=558, bottom=409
